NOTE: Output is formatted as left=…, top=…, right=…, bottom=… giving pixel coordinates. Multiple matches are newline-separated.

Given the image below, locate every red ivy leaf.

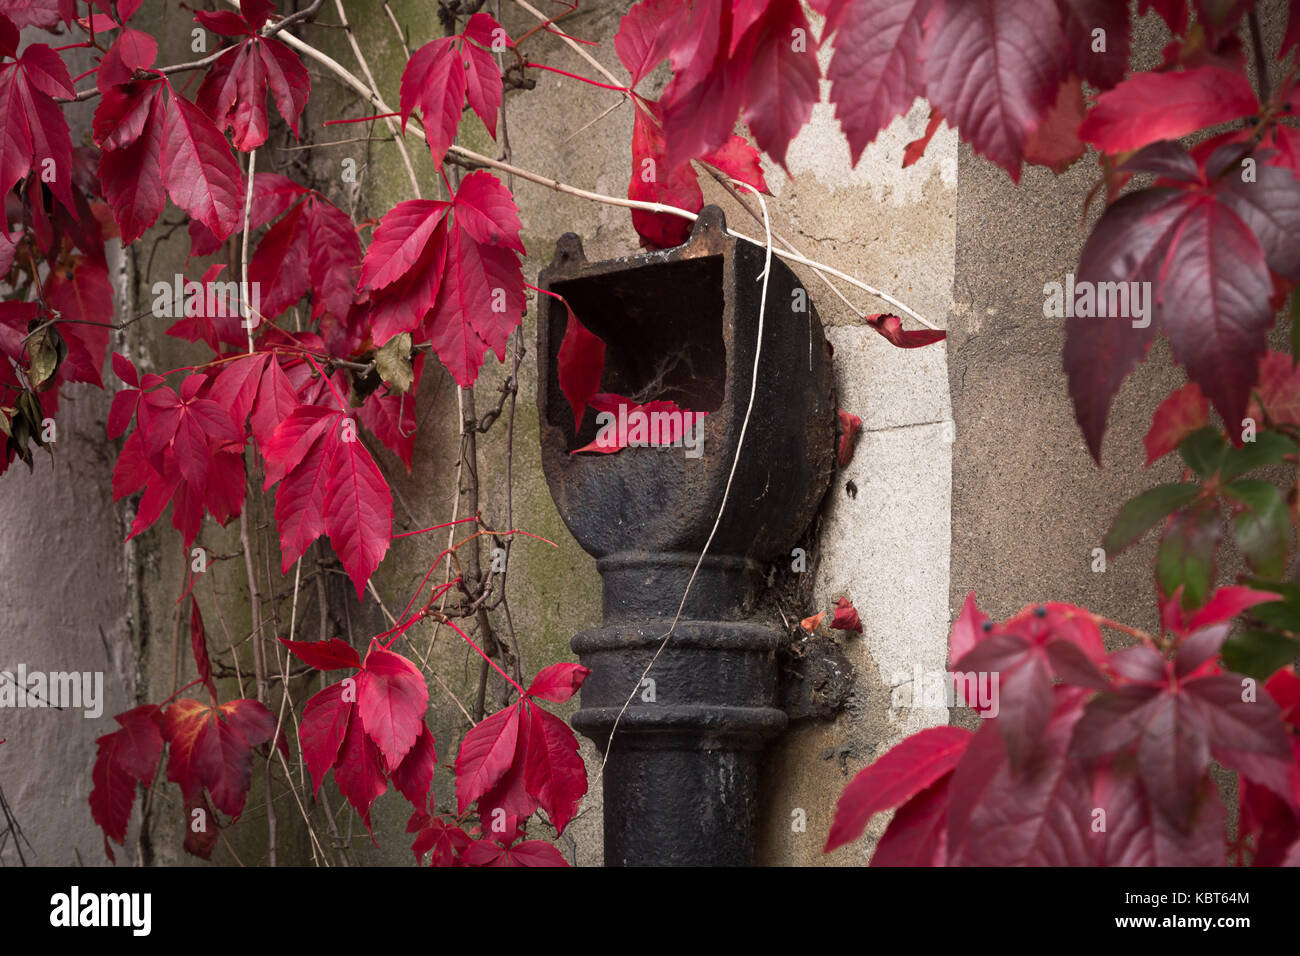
left=660, top=0, right=819, bottom=172
left=97, top=27, right=156, bottom=90
left=360, top=172, right=524, bottom=387
left=1022, top=75, right=1086, bottom=175
left=98, top=83, right=244, bottom=244
left=825, top=725, right=971, bottom=852
left=0, top=1, right=70, bottom=29
left=921, top=0, right=1066, bottom=181
left=1057, top=0, right=1129, bottom=90
left=822, top=0, right=932, bottom=165
left=163, top=263, right=247, bottom=353
left=870, top=770, right=953, bottom=866
left=0, top=43, right=76, bottom=214
left=460, top=836, right=568, bottom=867
left=389, top=722, right=438, bottom=808
left=1143, top=383, right=1209, bottom=466
left=627, top=94, right=768, bottom=248
left=264, top=403, right=393, bottom=596
left=1249, top=351, right=1300, bottom=427
left=947, top=590, right=989, bottom=667
left=837, top=408, right=862, bottom=468
left=408, top=813, right=471, bottom=866
left=89, top=704, right=164, bottom=856
left=268, top=410, right=334, bottom=567
left=194, top=9, right=253, bottom=36
left=523, top=704, right=587, bottom=834
left=628, top=97, right=704, bottom=249
left=615, top=0, right=688, bottom=86
left=160, top=93, right=244, bottom=240
left=399, top=15, right=505, bottom=166
left=454, top=702, right=520, bottom=813
left=43, top=256, right=112, bottom=387
left=556, top=300, right=605, bottom=432
left=356, top=645, right=429, bottom=767
left=324, top=424, right=394, bottom=598
left=299, top=681, right=353, bottom=796
left=1079, top=66, right=1258, bottom=156
left=280, top=636, right=361, bottom=671
left=1064, top=184, right=1274, bottom=463
left=945, top=688, right=1097, bottom=865
left=525, top=662, right=590, bottom=703
left=569, top=393, right=706, bottom=454
left=96, top=81, right=166, bottom=243
left=830, top=596, right=863, bottom=633
left=865, top=313, right=946, bottom=349
left=1094, top=765, right=1227, bottom=865
left=163, top=697, right=276, bottom=818
left=357, top=388, right=417, bottom=470
left=197, top=34, right=309, bottom=151
left=190, top=597, right=216, bottom=697
left=333, top=702, right=387, bottom=836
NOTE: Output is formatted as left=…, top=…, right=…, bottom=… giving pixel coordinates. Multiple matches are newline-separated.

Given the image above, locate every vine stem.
left=527, top=61, right=629, bottom=93
left=241, top=149, right=256, bottom=354
left=236, top=5, right=939, bottom=331
left=441, top=619, right=529, bottom=698
left=329, top=0, right=422, bottom=199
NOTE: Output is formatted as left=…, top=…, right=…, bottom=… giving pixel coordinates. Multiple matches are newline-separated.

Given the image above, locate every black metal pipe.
left=537, top=207, right=836, bottom=866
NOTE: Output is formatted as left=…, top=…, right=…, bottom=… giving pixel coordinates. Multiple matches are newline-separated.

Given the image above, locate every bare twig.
left=241, top=149, right=257, bottom=354
left=330, top=0, right=422, bottom=199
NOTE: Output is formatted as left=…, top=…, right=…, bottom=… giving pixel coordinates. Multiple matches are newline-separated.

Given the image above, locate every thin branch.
left=510, top=0, right=618, bottom=90
left=264, top=0, right=327, bottom=40
left=241, top=149, right=257, bottom=354
left=330, top=0, right=422, bottom=199
left=382, top=1, right=412, bottom=59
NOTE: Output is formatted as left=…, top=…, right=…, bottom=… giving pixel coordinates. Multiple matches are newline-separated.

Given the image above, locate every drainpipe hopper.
left=537, top=206, right=836, bottom=866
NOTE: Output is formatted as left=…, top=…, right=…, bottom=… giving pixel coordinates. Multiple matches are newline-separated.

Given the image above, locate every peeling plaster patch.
left=767, top=86, right=957, bottom=203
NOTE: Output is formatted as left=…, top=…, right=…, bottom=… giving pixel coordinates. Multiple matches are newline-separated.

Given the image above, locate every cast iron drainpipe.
left=537, top=207, right=836, bottom=866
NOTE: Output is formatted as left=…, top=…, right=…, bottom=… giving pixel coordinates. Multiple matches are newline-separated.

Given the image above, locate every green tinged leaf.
left=376, top=332, right=414, bottom=394
left=1156, top=500, right=1221, bottom=610
left=1222, top=479, right=1291, bottom=577
left=16, top=391, right=43, bottom=446
left=1241, top=579, right=1300, bottom=631
left=1219, top=431, right=1297, bottom=481
left=1179, top=426, right=1226, bottom=477
left=25, top=325, right=64, bottom=391
left=1103, top=483, right=1201, bottom=554
left=1221, top=629, right=1300, bottom=680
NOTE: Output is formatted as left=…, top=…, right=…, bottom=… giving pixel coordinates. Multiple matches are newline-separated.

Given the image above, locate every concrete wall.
left=0, top=1, right=1284, bottom=866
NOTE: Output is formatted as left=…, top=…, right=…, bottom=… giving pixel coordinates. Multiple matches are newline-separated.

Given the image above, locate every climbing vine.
left=3, top=0, right=1298, bottom=866
left=823, top=0, right=1300, bottom=866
